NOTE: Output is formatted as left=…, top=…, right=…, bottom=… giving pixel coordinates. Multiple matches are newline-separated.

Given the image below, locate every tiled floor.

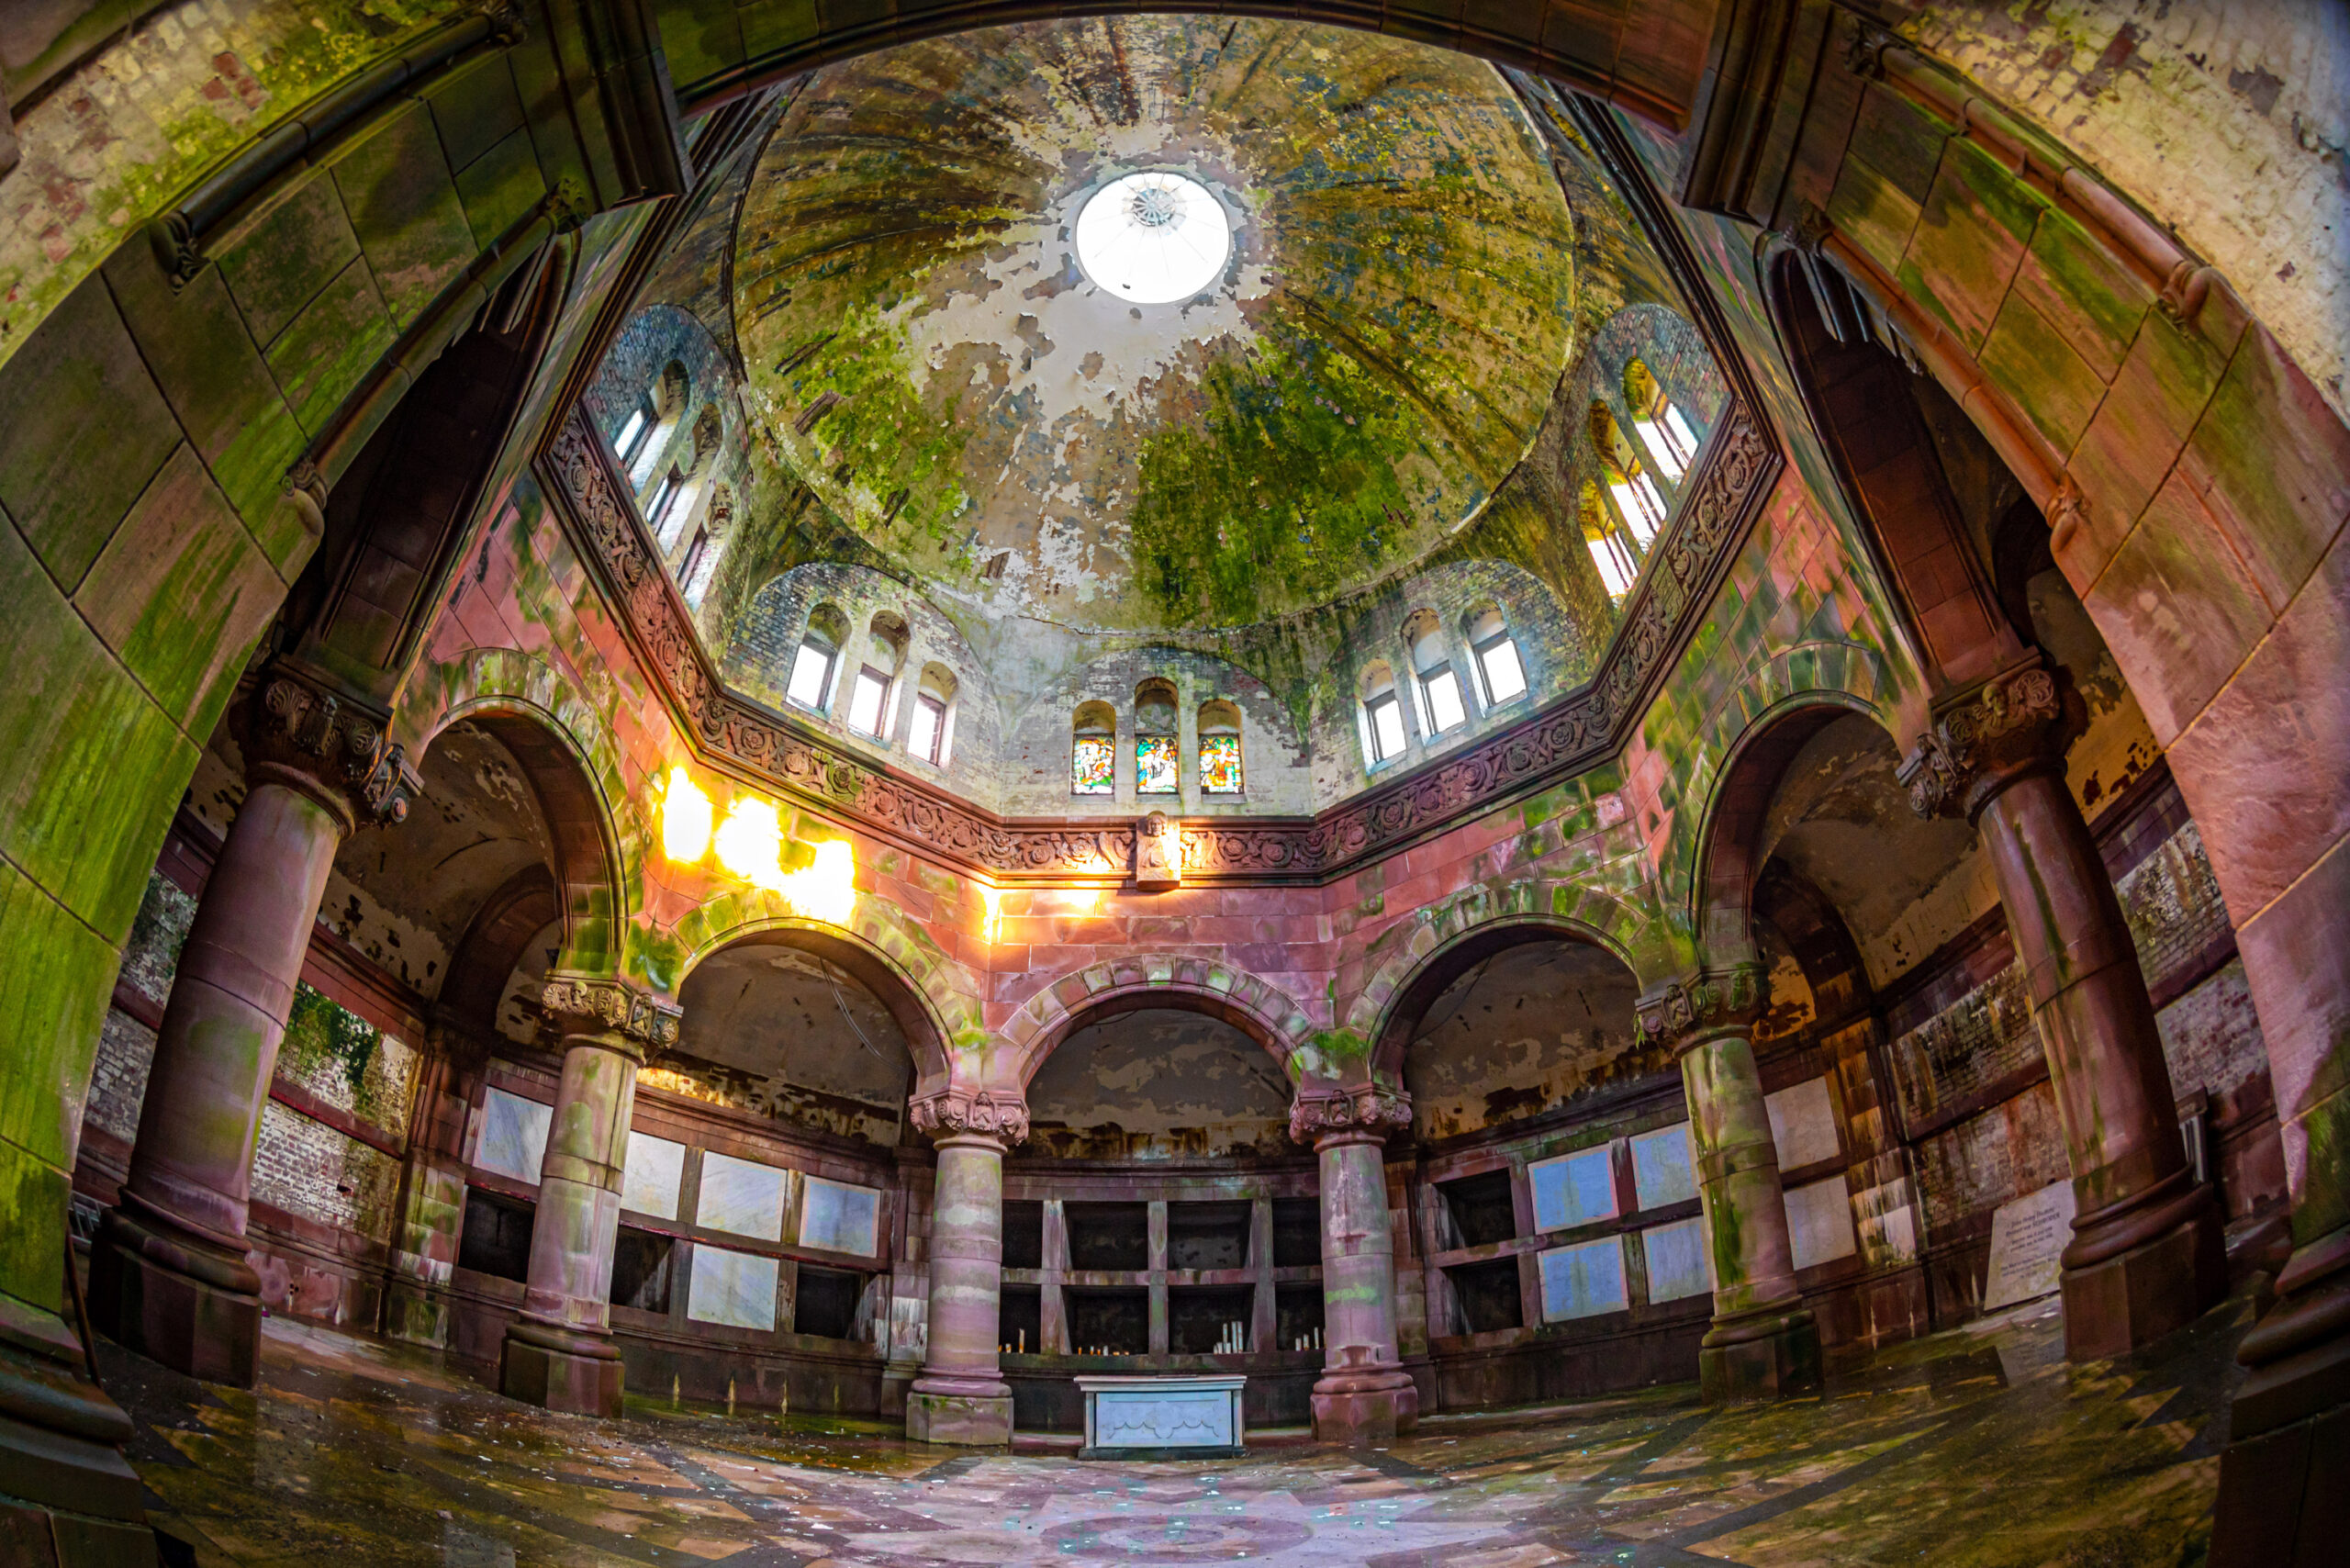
left=107, top=1295, right=2244, bottom=1567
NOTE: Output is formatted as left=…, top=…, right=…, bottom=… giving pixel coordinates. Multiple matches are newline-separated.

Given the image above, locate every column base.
left=382, top=1282, right=451, bottom=1350
left=499, top=1321, right=623, bottom=1417
left=1310, top=1363, right=1418, bottom=1445
left=0, top=1312, right=154, bottom=1565
left=85, top=1201, right=261, bottom=1387
left=905, top=1375, right=1013, bottom=1445
left=2207, top=1239, right=2350, bottom=1568
left=2059, top=1184, right=2225, bottom=1362
left=1699, top=1309, right=1821, bottom=1403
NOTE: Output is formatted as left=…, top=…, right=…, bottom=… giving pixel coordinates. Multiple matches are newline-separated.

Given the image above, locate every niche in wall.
left=1066, top=1203, right=1149, bottom=1271
left=458, top=1191, right=534, bottom=1281
left=794, top=1264, right=866, bottom=1339
left=1168, top=1202, right=1251, bottom=1271
left=1066, top=1288, right=1148, bottom=1355
left=1449, top=1256, right=1525, bottom=1334
left=1275, top=1285, right=1325, bottom=1351
left=1003, top=1199, right=1046, bottom=1270
left=610, top=1226, right=675, bottom=1312
left=1438, top=1169, right=1518, bottom=1249
left=1169, top=1285, right=1253, bottom=1353
left=1000, top=1284, right=1043, bottom=1354
left=1271, top=1197, right=1321, bottom=1267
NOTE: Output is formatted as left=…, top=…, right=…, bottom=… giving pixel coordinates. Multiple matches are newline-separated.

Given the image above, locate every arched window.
left=1589, top=402, right=1667, bottom=545
left=847, top=613, right=907, bottom=738
left=1360, top=661, right=1406, bottom=766
left=680, top=482, right=733, bottom=604
left=787, top=604, right=847, bottom=711
left=646, top=465, right=687, bottom=541
left=1582, top=481, right=1639, bottom=599
left=1072, top=701, right=1116, bottom=796
left=1198, top=700, right=1243, bottom=795
left=1405, top=610, right=1465, bottom=735
left=1135, top=678, right=1179, bottom=796
left=1624, top=359, right=1699, bottom=484
left=1466, top=606, right=1528, bottom=705
left=909, top=664, right=957, bottom=767
left=627, top=362, right=688, bottom=488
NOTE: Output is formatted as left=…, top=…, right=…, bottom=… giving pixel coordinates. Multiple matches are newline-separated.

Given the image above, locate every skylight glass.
left=1073, top=171, right=1232, bottom=305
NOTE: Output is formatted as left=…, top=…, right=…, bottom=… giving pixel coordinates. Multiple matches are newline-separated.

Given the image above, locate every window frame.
left=846, top=664, right=891, bottom=737
left=1472, top=629, right=1528, bottom=706
left=615, top=395, right=657, bottom=468
left=1364, top=689, right=1406, bottom=764
left=1419, top=662, right=1466, bottom=734
left=786, top=636, right=837, bottom=712
left=909, top=693, right=947, bottom=766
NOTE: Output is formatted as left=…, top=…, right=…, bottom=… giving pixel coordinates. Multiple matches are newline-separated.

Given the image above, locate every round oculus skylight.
left=1073, top=171, right=1232, bottom=304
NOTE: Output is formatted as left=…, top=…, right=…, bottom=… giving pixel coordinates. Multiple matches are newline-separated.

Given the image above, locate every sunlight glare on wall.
left=661, top=766, right=713, bottom=862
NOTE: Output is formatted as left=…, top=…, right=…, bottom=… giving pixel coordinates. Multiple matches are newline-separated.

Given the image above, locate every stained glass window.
left=1072, top=735, right=1115, bottom=795
left=1200, top=734, right=1242, bottom=794
left=1136, top=734, right=1179, bottom=794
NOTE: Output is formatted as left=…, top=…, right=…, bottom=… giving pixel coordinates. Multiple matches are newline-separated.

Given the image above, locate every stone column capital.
left=1290, top=1083, right=1412, bottom=1147
left=540, top=972, right=680, bottom=1061
left=908, top=1087, right=1028, bottom=1148
left=1898, top=657, right=2078, bottom=823
left=241, top=666, right=421, bottom=834
left=1637, top=962, right=1768, bottom=1056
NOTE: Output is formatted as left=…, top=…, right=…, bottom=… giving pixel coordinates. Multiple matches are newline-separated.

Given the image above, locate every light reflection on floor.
left=105, top=1294, right=2244, bottom=1567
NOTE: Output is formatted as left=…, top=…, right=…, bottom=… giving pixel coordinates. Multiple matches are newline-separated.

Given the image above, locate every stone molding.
left=540, top=972, right=682, bottom=1051
left=909, top=1088, right=1029, bottom=1147
left=1637, top=963, right=1767, bottom=1052
left=1898, top=659, right=2072, bottom=822
left=244, top=668, right=421, bottom=829
left=1289, top=1084, right=1413, bottom=1145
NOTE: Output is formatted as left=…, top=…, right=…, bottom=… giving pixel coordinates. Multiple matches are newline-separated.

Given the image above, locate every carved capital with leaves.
left=1637, top=963, right=1767, bottom=1055
left=1898, top=659, right=2075, bottom=821
left=541, top=971, right=682, bottom=1058
left=242, top=667, right=421, bottom=834
left=909, top=1088, right=1030, bottom=1148
left=1289, top=1082, right=1412, bottom=1146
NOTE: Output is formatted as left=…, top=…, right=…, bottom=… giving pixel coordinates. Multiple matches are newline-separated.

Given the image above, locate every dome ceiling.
left=732, top=17, right=1577, bottom=633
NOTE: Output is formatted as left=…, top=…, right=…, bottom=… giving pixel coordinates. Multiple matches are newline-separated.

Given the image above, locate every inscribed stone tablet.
left=800, top=1175, right=882, bottom=1255
left=621, top=1131, right=686, bottom=1219
left=1539, top=1237, right=1628, bottom=1322
left=698, top=1150, right=789, bottom=1240
left=1641, top=1217, right=1712, bottom=1304
left=1784, top=1176, right=1857, bottom=1272
left=1765, top=1077, right=1841, bottom=1170
left=1529, top=1145, right=1617, bottom=1233
left=1630, top=1123, right=1697, bottom=1210
left=1983, top=1179, right=2077, bottom=1310
left=688, top=1245, right=778, bottom=1330
left=475, top=1088, right=550, bottom=1183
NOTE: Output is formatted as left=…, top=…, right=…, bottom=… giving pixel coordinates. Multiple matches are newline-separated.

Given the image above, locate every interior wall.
left=1024, top=1008, right=1291, bottom=1161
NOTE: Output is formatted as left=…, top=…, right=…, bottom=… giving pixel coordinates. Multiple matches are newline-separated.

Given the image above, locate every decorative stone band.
left=540, top=973, right=683, bottom=1056
left=1289, top=1084, right=1412, bottom=1146
left=1898, top=660, right=2074, bottom=822
left=1637, top=963, right=1767, bottom=1054
left=909, top=1088, right=1030, bottom=1147
left=244, top=669, right=421, bottom=832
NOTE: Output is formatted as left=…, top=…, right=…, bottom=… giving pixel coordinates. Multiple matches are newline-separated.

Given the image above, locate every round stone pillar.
left=1293, top=1085, right=1417, bottom=1444
left=499, top=977, right=676, bottom=1417
left=1903, top=660, right=2221, bottom=1360
left=386, top=1035, right=485, bottom=1347
left=1646, top=966, right=1821, bottom=1403
left=904, top=1089, right=1025, bottom=1445
left=89, top=672, right=415, bottom=1386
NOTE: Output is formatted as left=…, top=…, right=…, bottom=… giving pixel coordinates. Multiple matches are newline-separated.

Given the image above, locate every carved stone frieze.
left=543, top=376, right=1775, bottom=885
left=1637, top=963, right=1767, bottom=1053
left=1289, top=1083, right=1413, bottom=1145
left=541, top=971, right=683, bottom=1053
left=908, top=1088, right=1030, bottom=1147
left=1898, top=660, right=2073, bottom=821
left=244, top=668, right=421, bottom=830
left=1135, top=812, right=1181, bottom=890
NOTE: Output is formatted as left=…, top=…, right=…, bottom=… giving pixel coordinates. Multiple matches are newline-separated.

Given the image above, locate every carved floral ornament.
left=541, top=972, right=684, bottom=1052
left=545, top=375, right=1775, bottom=884
left=1636, top=963, right=1766, bottom=1052
left=1288, top=1083, right=1413, bottom=1145
left=1897, top=660, right=2072, bottom=822
left=909, top=1088, right=1030, bottom=1146
left=245, top=669, right=421, bottom=829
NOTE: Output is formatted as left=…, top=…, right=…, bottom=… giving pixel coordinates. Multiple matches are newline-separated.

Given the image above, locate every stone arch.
left=404, top=647, right=641, bottom=979
left=1356, top=907, right=1644, bottom=1085
left=998, top=956, right=1317, bottom=1094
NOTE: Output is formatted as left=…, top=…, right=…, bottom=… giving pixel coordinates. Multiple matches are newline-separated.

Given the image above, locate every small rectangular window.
left=1422, top=665, right=1465, bottom=733
left=1136, top=734, right=1179, bottom=794
left=678, top=530, right=709, bottom=588
left=1072, top=734, right=1115, bottom=795
left=615, top=401, right=653, bottom=466
left=1366, top=692, right=1405, bottom=762
left=1475, top=634, right=1527, bottom=704
left=787, top=640, right=834, bottom=710
left=1199, top=734, right=1242, bottom=794
left=848, top=666, right=890, bottom=736
left=909, top=695, right=946, bottom=764
left=646, top=468, right=683, bottom=537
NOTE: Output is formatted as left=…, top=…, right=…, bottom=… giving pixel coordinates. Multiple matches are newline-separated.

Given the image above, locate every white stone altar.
left=1076, top=1375, right=1247, bottom=1458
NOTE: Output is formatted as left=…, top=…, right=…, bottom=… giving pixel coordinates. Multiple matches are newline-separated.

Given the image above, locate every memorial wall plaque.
left=1982, top=1179, right=2077, bottom=1310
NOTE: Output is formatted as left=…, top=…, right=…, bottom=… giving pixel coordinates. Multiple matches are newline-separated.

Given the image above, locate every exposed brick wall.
left=250, top=1099, right=402, bottom=1245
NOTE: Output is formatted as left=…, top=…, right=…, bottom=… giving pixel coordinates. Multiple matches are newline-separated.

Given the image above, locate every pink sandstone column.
left=904, top=1090, right=1024, bottom=1445
left=1903, top=660, right=2221, bottom=1359
left=498, top=978, right=676, bottom=1416
left=386, top=1038, right=484, bottom=1347
left=1648, top=967, right=1821, bottom=1402
left=1295, top=1086, right=1418, bottom=1443
left=90, top=673, right=416, bottom=1385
